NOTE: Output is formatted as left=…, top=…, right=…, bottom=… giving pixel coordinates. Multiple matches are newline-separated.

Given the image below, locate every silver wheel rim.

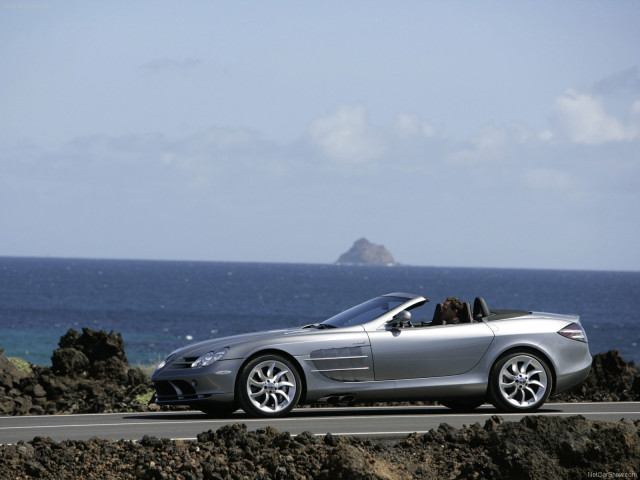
left=498, top=355, right=548, bottom=408
left=246, top=360, right=297, bottom=414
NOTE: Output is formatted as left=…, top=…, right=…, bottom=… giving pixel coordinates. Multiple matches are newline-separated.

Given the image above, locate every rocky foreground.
left=1, top=328, right=639, bottom=478
left=0, top=416, right=638, bottom=479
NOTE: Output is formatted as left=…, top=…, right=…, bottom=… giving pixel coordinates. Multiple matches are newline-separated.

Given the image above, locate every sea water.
left=1, top=257, right=638, bottom=366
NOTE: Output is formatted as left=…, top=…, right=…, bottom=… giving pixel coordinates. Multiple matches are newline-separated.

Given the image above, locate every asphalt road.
left=1, top=402, right=639, bottom=444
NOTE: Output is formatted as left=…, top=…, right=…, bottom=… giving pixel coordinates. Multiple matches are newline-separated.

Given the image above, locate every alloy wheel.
left=245, top=359, right=298, bottom=415
left=497, top=354, right=548, bottom=409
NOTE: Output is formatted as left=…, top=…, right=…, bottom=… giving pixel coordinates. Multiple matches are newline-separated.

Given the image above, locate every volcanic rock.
left=0, top=328, right=154, bottom=416
left=0, top=348, right=27, bottom=388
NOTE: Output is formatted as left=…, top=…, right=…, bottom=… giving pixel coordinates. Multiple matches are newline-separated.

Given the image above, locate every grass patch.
left=135, top=392, right=154, bottom=405
left=134, top=357, right=162, bottom=377
left=8, top=357, right=33, bottom=374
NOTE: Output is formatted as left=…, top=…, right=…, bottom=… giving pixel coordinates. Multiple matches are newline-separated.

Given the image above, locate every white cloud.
left=445, top=125, right=510, bottom=164
left=538, top=130, right=554, bottom=142
left=553, top=89, right=638, bottom=144
left=395, top=113, right=436, bottom=139
left=474, top=126, right=509, bottom=150
left=308, top=105, right=384, bottom=163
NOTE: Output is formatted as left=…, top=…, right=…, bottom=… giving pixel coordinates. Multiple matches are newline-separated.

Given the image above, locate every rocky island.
left=335, top=238, right=397, bottom=266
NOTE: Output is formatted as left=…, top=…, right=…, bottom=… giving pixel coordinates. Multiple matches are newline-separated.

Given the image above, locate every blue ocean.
left=1, top=257, right=638, bottom=367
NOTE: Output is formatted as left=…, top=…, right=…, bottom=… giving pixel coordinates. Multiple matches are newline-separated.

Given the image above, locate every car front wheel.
left=488, top=351, right=551, bottom=412
left=238, top=354, right=302, bottom=418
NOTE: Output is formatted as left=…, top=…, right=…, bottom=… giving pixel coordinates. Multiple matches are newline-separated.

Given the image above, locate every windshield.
left=321, top=296, right=408, bottom=328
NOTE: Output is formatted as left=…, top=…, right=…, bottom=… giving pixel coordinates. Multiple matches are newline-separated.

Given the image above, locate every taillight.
left=558, top=322, right=588, bottom=343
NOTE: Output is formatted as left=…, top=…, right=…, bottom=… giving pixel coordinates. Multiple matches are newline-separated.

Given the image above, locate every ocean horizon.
left=5, top=254, right=640, bottom=273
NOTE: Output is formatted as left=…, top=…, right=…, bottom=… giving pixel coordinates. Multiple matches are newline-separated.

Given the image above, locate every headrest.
left=473, top=297, right=490, bottom=319
left=459, top=302, right=473, bottom=323
left=431, top=303, right=443, bottom=325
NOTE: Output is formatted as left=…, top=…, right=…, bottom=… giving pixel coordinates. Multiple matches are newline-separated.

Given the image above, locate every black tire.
left=488, top=351, right=552, bottom=412
left=440, top=398, right=485, bottom=412
left=237, top=354, right=302, bottom=418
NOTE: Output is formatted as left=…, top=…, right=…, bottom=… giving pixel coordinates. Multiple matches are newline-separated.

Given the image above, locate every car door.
left=366, top=322, right=495, bottom=380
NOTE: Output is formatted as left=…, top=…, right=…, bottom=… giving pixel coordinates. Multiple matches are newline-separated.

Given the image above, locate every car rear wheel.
left=238, top=354, right=301, bottom=418
left=489, top=351, right=551, bottom=412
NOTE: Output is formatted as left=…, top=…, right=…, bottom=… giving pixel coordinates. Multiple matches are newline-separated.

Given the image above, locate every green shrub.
left=8, top=357, right=33, bottom=374
left=135, top=392, right=154, bottom=405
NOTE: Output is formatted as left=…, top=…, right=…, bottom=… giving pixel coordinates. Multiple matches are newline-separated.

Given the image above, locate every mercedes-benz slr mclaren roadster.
left=151, top=293, right=592, bottom=417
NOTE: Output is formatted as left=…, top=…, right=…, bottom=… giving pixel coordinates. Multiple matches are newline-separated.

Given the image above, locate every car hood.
left=165, top=326, right=316, bottom=360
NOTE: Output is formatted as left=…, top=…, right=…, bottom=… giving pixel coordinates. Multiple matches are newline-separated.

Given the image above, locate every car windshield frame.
left=320, top=296, right=409, bottom=328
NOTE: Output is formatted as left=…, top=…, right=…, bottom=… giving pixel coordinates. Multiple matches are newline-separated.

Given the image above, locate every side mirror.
left=388, top=310, right=412, bottom=328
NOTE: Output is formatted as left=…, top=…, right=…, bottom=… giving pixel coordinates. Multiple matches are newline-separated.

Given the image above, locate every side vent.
left=307, top=346, right=373, bottom=382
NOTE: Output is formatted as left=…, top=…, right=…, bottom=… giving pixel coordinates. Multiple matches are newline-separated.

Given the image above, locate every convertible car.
left=151, top=293, right=592, bottom=417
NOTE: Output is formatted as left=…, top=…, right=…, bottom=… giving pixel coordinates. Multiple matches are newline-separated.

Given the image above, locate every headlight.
left=191, top=348, right=229, bottom=368
left=155, top=349, right=180, bottom=372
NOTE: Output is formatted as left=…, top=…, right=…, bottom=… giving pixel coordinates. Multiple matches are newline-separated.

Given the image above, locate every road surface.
left=1, top=402, right=639, bottom=444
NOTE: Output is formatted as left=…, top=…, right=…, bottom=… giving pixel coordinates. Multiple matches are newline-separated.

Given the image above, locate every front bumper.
left=151, top=358, right=243, bottom=406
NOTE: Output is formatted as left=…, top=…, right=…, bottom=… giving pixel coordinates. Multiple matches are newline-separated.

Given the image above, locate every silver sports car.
left=151, top=293, right=592, bottom=417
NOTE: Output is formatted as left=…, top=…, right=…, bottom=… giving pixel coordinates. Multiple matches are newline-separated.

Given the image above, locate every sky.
left=1, top=1, right=639, bottom=271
